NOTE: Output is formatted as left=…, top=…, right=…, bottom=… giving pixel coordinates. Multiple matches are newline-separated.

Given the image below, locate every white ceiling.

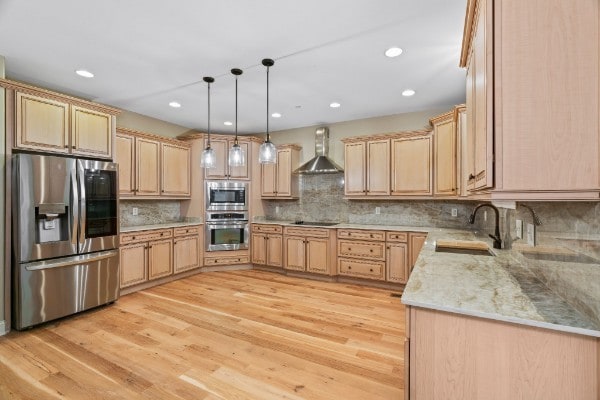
left=0, top=0, right=467, bottom=134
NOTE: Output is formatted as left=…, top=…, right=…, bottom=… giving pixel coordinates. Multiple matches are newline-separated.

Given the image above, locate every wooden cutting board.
left=436, top=240, right=489, bottom=251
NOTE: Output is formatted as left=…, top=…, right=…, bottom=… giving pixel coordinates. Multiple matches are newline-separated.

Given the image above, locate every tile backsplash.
left=120, top=200, right=181, bottom=227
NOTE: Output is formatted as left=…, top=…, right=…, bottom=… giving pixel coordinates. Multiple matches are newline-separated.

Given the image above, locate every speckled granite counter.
left=121, top=220, right=203, bottom=233
left=253, top=219, right=600, bottom=337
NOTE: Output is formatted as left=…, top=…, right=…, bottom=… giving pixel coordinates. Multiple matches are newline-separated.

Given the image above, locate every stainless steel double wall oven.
left=12, top=154, right=120, bottom=330
left=205, top=181, right=249, bottom=252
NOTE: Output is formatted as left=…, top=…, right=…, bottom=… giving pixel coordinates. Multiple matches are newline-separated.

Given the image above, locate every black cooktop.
left=292, top=221, right=339, bottom=227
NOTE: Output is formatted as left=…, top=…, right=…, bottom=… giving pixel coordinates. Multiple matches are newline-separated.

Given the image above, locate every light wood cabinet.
left=261, top=145, right=300, bottom=198
left=337, top=229, right=386, bottom=281
left=391, top=134, right=432, bottom=196
left=430, top=111, right=457, bottom=196
left=173, top=226, right=202, bottom=273
left=408, top=233, right=427, bottom=274
left=6, top=82, right=119, bottom=159
left=283, top=227, right=335, bottom=275
left=343, top=139, right=390, bottom=196
left=460, top=0, right=600, bottom=199
left=204, top=137, right=250, bottom=180
left=148, top=239, right=173, bottom=280
left=120, top=243, right=147, bottom=288
left=406, top=306, right=599, bottom=400
left=251, top=224, right=283, bottom=267
left=161, top=142, right=191, bottom=196
left=116, top=127, right=191, bottom=199
left=386, top=243, right=409, bottom=283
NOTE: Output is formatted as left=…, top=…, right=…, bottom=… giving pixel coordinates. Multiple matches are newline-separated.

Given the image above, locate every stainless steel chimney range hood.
left=293, top=127, right=344, bottom=174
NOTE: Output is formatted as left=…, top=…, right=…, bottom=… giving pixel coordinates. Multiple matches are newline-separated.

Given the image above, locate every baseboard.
left=0, top=320, right=7, bottom=336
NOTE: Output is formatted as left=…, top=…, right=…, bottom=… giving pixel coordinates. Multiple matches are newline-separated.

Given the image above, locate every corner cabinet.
left=460, top=0, right=600, bottom=200
left=204, top=137, right=250, bottom=180
left=115, top=127, right=191, bottom=199
left=261, top=145, right=301, bottom=198
left=2, top=79, right=119, bottom=159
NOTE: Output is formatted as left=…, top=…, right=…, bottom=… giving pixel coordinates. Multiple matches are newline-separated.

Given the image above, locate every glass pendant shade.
left=200, top=146, right=216, bottom=168
left=228, top=142, right=245, bottom=167
left=258, top=139, right=277, bottom=164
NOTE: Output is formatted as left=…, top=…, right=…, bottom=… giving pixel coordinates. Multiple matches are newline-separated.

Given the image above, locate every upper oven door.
left=206, top=181, right=248, bottom=211
left=77, top=159, right=119, bottom=253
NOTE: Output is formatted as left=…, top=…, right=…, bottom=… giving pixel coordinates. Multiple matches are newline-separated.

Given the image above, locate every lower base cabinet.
left=283, top=227, right=335, bottom=275
left=148, top=238, right=173, bottom=279
left=120, top=242, right=147, bottom=287
left=405, top=306, right=600, bottom=400
left=174, top=226, right=202, bottom=273
left=251, top=224, right=283, bottom=267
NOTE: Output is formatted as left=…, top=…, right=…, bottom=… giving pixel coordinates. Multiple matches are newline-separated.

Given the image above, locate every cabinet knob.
left=72, top=145, right=76, bottom=149
left=370, top=234, right=374, bottom=238
left=387, top=246, right=390, bottom=250
left=348, top=247, right=352, bottom=251
left=64, top=145, right=68, bottom=148
left=132, top=236, right=136, bottom=240
left=369, top=249, right=373, bottom=253
left=348, top=266, right=352, bottom=270
left=369, top=268, right=373, bottom=272
left=468, top=174, right=475, bottom=180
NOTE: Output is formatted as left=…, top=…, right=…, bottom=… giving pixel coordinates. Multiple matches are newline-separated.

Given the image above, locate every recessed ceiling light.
left=75, top=69, right=94, bottom=78
left=168, top=101, right=181, bottom=108
left=224, top=121, right=233, bottom=126
left=271, top=113, right=282, bottom=118
left=330, top=102, right=341, bottom=108
left=385, top=47, right=403, bottom=58
left=402, top=89, right=416, bottom=97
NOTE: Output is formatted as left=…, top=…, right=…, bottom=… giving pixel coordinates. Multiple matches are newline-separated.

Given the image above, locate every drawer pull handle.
left=370, top=234, right=373, bottom=238
left=132, top=236, right=136, bottom=240
left=369, top=249, right=373, bottom=253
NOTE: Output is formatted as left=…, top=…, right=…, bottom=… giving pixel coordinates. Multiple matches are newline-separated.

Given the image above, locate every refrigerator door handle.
left=24, top=250, right=118, bottom=271
left=77, top=160, right=86, bottom=248
left=70, top=165, right=80, bottom=249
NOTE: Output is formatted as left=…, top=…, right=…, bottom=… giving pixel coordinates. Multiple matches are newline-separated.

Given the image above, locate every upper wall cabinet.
left=460, top=0, right=600, bottom=200
left=343, top=138, right=390, bottom=196
left=261, top=144, right=301, bottom=199
left=116, top=127, right=191, bottom=199
left=391, top=133, right=432, bottom=196
left=430, top=111, right=458, bottom=197
left=1, top=79, right=119, bottom=159
left=204, top=136, right=250, bottom=180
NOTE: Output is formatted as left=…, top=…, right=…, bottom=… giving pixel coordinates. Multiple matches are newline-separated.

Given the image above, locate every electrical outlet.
left=375, top=207, right=381, bottom=215
left=526, top=223, right=535, bottom=246
left=451, top=208, right=458, bottom=217
left=484, top=211, right=487, bottom=222
left=275, top=206, right=280, bottom=214
left=515, top=219, right=523, bottom=239
left=132, top=207, right=139, bottom=216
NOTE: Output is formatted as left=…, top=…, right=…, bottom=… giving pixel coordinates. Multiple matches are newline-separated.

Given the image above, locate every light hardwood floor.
left=0, top=270, right=405, bottom=399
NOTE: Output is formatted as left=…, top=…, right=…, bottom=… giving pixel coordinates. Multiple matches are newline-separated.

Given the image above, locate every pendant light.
left=228, top=68, right=246, bottom=167
left=259, top=58, right=277, bottom=164
left=200, top=76, right=216, bottom=168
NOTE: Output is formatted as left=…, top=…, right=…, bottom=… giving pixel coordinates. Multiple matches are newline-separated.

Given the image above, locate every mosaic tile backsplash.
left=120, top=200, right=181, bottom=227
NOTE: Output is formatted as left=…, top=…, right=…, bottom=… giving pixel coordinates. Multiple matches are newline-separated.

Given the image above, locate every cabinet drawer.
left=204, top=255, right=249, bottom=266
left=386, top=231, right=408, bottom=242
left=337, top=229, right=384, bottom=241
left=252, top=224, right=283, bottom=234
left=337, top=239, right=386, bottom=260
left=174, top=226, right=200, bottom=237
left=338, top=258, right=385, bottom=280
left=121, top=228, right=172, bottom=244
left=283, top=227, right=330, bottom=238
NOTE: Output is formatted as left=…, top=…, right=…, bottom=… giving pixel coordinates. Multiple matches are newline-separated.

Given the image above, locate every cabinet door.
left=120, top=243, right=147, bottom=288
left=408, top=233, right=427, bottom=273
left=251, top=233, right=267, bottom=265
left=434, top=119, right=457, bottom=196
left=284, top=236, right=306, bottom=271
left=465, top=56, right=476, bottom=191
left=344, top=142, right=366, bottom=195
left=391, top=136, right=433, bottom=196
left=136, top=137, right=160, bottom=196
left=366, top=139, right=390, bottom=195
left=306, top=237, right=329, bottom=274
left=161, top=143, right=191, bottom=196
left=116, top=133, right=135, bottom=196
left=204, top=138, right=228, bottom=179
left=228, top=140, right=250, bottom=180
left=148, top=239, right=173, bottom=280
left=261, top=163, right=277, bottom=197
left=15, top=92, right=69, bottom=153
left=71, top=106, right=112, bottom=159
left=266, top=234, right=283, bottom=267
left=276, top=149, right=292, bottom=197
left=387, top=243, right=409, bottom=283
left=174, top=235, right=199, bottom=273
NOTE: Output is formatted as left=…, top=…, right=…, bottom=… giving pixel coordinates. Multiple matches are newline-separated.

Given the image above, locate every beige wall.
left=267, top=108, right=449, bottom=166
left=0, top=56, right=6, bottom=333
left=117, top=110, right=192, bottom=138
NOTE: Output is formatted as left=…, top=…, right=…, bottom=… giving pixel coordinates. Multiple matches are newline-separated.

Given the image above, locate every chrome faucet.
left=468, top=203, right=502, bottom=249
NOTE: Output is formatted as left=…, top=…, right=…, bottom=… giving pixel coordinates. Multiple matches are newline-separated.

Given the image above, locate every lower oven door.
left=205, top=222, right=249, bottom=251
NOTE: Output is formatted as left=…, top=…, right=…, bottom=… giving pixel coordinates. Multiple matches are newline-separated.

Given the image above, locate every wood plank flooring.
left=0, top=270, right=406, bottom=399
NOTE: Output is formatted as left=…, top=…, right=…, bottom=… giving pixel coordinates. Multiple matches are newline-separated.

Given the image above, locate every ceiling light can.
left=224, top=121, right=233, bottom=126
left=271, top=113, right=281, bottom=118
left=402, top=89, right=416, bottom=97
left=329, top=102, right=341, bottom=108
left=385, top=47, right=403, bottom=58
left=75, top=69, right=94, bottom=78
left=168, top=101, right=181, bottom=108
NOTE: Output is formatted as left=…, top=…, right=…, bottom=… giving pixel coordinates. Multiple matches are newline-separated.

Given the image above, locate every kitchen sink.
left=291, top=221, right=339, bottom=227
left=521, top=251, right=600, bottom=264
left=435, top=246, right=494, bottom=256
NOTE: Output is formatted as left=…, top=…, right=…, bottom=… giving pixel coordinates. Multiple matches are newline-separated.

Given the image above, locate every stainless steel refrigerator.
left=12, top=154, right=120, bottom=330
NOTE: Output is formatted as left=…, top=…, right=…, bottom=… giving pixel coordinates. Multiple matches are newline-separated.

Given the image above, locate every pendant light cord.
left=234, top=74, right=239, bottom=144
left=266, top=65, right=270, bottom=142
left=207, top=80, right=211, bottom=147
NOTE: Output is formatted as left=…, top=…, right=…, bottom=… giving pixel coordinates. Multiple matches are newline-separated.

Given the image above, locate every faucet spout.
left=468, top=203, right=502, bottom=249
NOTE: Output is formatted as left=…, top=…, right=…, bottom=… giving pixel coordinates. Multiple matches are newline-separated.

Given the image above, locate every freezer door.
left=13, top=250, right=120, bottom=330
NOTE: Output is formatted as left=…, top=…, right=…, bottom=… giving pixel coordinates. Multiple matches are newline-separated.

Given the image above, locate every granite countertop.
left=120, top=219, right=203, bottom=233
left=401, top=229, right=600, bottom=338
left=253, top=219, right=600, bottom=337
left=252, top=219, right=429, bottom=232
